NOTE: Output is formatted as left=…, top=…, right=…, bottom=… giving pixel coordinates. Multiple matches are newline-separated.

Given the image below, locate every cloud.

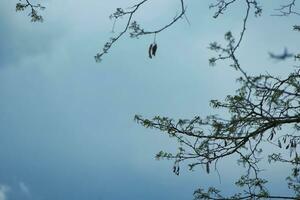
left=19, top=182, right=30, bottom=196
left=0, top=185, right=9, bottom=200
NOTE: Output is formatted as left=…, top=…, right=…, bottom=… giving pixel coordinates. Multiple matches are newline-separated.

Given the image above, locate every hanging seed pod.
left=152, top=43, right=158, bottom=56
left=291, top=140, right=295, bottom=148
left=176, top=166, right=180, bottom=175
left=278, top=140, right=282, bottom=148
left=269, top=132, right=274, bottom=141
left=206, top=162, right=210, bottom=174
left=148, top=44, right=153, bottom=59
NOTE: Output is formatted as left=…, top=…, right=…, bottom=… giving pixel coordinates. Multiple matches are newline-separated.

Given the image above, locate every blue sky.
left=0, top=0, right=299, bottom=200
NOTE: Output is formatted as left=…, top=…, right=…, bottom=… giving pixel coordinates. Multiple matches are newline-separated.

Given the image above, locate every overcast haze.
left=0, top=0, right=299, bottom=199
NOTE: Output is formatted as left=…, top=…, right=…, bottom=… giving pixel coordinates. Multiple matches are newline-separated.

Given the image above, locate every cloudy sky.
left=0, top=0, right=299, bottom=199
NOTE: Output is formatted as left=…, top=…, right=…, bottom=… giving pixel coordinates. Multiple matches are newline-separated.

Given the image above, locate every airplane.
left=269, top=48, right=294, bottom=60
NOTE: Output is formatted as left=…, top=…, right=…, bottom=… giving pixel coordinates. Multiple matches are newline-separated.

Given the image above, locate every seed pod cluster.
left=148, top=43, right=158, bottom=59
left=173, top=165, right=180, bottom=175
left=291, top=140, right=297, bottom=148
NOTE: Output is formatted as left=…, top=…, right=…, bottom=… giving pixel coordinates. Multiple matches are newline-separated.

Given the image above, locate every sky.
left=0, top=0, right=299, bottom=200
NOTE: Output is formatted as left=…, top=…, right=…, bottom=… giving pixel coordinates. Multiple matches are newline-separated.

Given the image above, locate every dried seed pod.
left=269, top=132, right=274, bottom=140
left=148, top=44, right=153, bottom=59
left=206, top=162, right=210, bottom=174
left=152, top=43, right=157, bottom=56
left=176, top=166, right=180, bottom=175
left=291, top=140, right=295, bottom=148
left=278, top=140, right=282, bottom=148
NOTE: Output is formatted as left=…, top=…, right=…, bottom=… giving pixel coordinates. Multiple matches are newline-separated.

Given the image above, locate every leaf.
left=278, top=140, right=282, bottom=148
